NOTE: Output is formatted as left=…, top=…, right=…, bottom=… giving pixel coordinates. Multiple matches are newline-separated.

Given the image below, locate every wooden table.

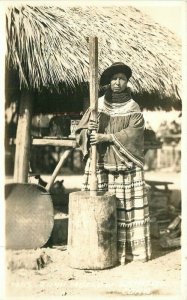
left=30, top=137, right=78, bottom=177
left=32, top=137, right=77, bottom=148
left=146, top=180, right=173, bottom=206
left=146, top=180, right=173, bottom=191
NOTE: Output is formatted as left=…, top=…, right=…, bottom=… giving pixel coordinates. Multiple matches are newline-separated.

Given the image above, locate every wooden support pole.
left=14, top=91, right=33, bottom=183
left=89, top=36, right=98, bottom=196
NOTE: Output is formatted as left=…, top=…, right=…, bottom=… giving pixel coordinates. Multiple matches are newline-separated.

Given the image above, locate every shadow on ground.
left=150, top=238, right=180, bottom=260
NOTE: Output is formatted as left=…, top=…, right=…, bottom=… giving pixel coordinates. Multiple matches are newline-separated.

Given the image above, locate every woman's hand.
left=88, top=120, right=98, bottom=131
left=87, top=120, right=98, bottom=135
left=90, top=132, right=113, bottom=145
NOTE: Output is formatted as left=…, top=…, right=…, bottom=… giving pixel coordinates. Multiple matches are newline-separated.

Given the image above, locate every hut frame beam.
left=14, top=91, right=33, bottom=183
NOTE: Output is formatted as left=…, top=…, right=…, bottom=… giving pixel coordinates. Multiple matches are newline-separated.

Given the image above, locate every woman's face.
left=110, top=73, right=128, bottom=93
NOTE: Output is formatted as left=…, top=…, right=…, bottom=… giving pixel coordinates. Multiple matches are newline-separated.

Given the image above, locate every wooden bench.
left=146, top=180, right=173, bottom=208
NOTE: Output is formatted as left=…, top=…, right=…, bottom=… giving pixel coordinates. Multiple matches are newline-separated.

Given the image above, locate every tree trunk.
left=14, top=91, right=33, bottom=183
left=68, top=191, right=118, bottom=269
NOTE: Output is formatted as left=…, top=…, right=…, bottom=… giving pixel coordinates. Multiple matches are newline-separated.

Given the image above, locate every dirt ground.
left=5, top=170, right=182, bottom=298
left=6, top=246, right=181, bottom=298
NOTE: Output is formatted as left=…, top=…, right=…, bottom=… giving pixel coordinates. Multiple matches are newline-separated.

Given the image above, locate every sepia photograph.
left=1, top=0, right=186, bottom=298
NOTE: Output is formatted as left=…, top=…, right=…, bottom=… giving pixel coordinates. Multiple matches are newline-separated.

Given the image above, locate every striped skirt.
left=82, top=159, right=152, bottom=265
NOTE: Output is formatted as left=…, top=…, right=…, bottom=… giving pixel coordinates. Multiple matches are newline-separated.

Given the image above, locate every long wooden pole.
left=45, top=149, right=72, bottom=192
left=89, top=37, right=98, bottom=196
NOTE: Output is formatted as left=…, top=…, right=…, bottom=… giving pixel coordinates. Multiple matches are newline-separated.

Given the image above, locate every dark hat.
left=100, top=62, right=132, bottom=86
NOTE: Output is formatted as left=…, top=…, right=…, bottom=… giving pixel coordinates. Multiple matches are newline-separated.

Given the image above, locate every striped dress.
left=76, top=96, right=151, bottom=264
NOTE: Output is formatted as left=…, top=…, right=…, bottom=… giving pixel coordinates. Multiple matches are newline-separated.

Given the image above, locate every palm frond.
left=6, top=5, right=182, bottom=103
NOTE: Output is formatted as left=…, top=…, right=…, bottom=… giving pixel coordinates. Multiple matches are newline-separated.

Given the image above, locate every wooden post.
left=89, top=36, right=98, bottom=196
left=14, top=91, right=33, bottom=183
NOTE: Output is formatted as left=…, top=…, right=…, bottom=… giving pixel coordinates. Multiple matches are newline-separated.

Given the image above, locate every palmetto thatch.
left=6, top=5, right=182, bottom=108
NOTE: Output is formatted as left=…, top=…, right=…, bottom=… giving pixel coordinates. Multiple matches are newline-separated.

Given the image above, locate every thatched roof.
left=6, top=5, right=182, bottom=108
